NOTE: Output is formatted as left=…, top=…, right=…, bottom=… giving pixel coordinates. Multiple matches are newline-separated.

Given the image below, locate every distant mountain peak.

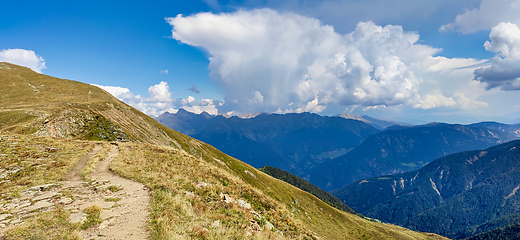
left=238, top=112, right=268, bottom=119
left=339, top=113, right=371, bottom=123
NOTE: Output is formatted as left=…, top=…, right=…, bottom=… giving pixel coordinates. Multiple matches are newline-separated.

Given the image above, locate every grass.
left=0, top=133, right=93, bottom=203
left=111, top=142, right=309, bottom=239
left=107, top=185, right=120, bottom=192
left=111, top=141, right=450, bottom=240
left=81, top=205, right=102, bottom=229
left=4, top=208, right=80, bottom=240
left=105, top=197, right=121, bottom=202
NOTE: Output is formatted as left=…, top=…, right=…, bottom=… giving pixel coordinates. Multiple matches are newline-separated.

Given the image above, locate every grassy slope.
left=0, top=62, right=447, bottom=239
left=259, top=165, right=357, bottom=214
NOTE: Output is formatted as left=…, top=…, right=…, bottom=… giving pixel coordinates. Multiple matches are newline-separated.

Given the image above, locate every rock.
left=100, top=201, right=116, bottom=209
left=32, top=191, right=59, bottom=201
left=212, top=220, right=220, bottom=228
left=27, top=183, right=59, bottom=192
left=244, top=170, right=257, bottom=179
left=250, top=220, right=261, bottom=231
left=195, top=181, right=208, bottom=188
left=98, top=220, right=109, bottom=229
left=185, top=191, right=195, bottom=198
left=17, top=200, right=31, bottom=209
left=58, top=197, right=74, bottom=205
left=100, top=210, right=120, bottom=220
left=69, top=212, right=87, bottom=224
left=220, top=193, right=235, bottom=204
left=10, top=219, right=22, bottom=225
left=5, top=202, right=18, bottom=210
left=238, top=199, right=251, bottom=209
left=95, top=184, right=122, bottom=192
left=265, top=221, right=274, bottom=230
left=250, top=210, right=261, bottom=219
left=0, top=213, right=12, bottom=221
left=48, top=148, right=58, bottom=152
left=26, top=200, right=53, bottom=211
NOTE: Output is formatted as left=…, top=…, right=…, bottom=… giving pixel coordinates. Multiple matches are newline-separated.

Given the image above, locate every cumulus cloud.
left=188, top=84, right=200, bottom=93
left=92, top=82, right=219, bottom=117
left=440, top=0, right=520, bottom=34
left=167, top=9, right=487, bottom=113
left=160, top=69, right=168, bottom=74
left=413, top=91, right=488, bottom=110
left=0, top=49, right=46, bottom=73
left=474, top=22, right=520, bottom=90
left=146, top=81, right=173, bottom=102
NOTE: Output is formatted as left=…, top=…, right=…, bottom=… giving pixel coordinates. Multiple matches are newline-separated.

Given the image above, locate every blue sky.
left=2, top=0, right=520, bottom=124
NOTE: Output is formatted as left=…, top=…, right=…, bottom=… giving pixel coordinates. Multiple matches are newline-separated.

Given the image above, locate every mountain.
left=312, top=122, right=520, bottom=191
left=0, top=62, right=445, bottom=239
left=465, top=223, right=520, bottom=240
left=468, top=121, right=520, bottom=137
left=332, top=140, right=520, bottom=239
left=338, top=113, right=403, bottom=130
left=157, top=110, right=380, bottom=178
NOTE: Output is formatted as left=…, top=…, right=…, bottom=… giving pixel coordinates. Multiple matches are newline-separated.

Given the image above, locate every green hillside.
left=259, top=165, right=357, bottom=214
left=0, top=62, right=447, bottom=239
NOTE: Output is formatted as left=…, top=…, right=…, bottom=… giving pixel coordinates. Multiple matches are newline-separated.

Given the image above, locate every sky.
left=2, top=0, right=520, bottom=124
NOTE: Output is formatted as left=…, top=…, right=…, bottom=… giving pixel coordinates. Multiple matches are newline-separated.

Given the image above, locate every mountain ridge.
left=156, top=109, right=380, bottom=179
left=332, top=139, right=520, bottom=239
left=313, top=122, right=520, bottom=191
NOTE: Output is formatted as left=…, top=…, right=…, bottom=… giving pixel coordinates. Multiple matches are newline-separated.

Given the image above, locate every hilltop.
left=0, top=62, right=445, bottom=239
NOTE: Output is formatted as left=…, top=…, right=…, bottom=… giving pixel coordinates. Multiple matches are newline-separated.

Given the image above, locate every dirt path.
left=62, top=143, right=150, bottom=240
left=0, top=143, right=150, bottom=239
left=65, top=144, right=103, bottom=182
left=76, top=144, right=150, bottom=239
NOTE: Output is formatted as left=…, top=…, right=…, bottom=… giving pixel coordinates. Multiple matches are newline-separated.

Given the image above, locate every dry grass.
left=111, top=142, right=310, bottom=239
left=0, top=133, right=93, bottom=203
left=3, top=208, right=80, bottom=240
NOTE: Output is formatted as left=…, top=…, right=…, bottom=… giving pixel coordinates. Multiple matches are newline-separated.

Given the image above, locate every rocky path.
left=75, top=144, right=150, bottom=239
left=0, top=143, right=150, bottom=239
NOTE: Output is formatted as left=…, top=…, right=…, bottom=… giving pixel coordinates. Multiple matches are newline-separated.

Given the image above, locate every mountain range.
left=156, top=110, right=380, bottom=178
left=332, top=140, right=520, bottom=239
left=158, top=110, right=520, bottom=191
left=314, top=122, right=520, bottom=191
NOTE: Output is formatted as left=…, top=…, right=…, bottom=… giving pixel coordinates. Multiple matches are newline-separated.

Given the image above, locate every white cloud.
left=440, top=0, right=520, bottom=34
left=160, top=69, right=168, bottom=74
left=180, top=98, right=219, bottom=115
left=413, top=91, right=456, bottom=110
left=167, top=9, right=488, bottom=113
left=474, top=22, right=520, bottom=90
left=413, top=91, right=487, bottom=110
left=295, top=97, right=327, bottom=113
left=92, top=82, right=219, bottom=117
left=0, top=49, right=46, bottom=73
left=146, top=81, right=173, bottom=102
